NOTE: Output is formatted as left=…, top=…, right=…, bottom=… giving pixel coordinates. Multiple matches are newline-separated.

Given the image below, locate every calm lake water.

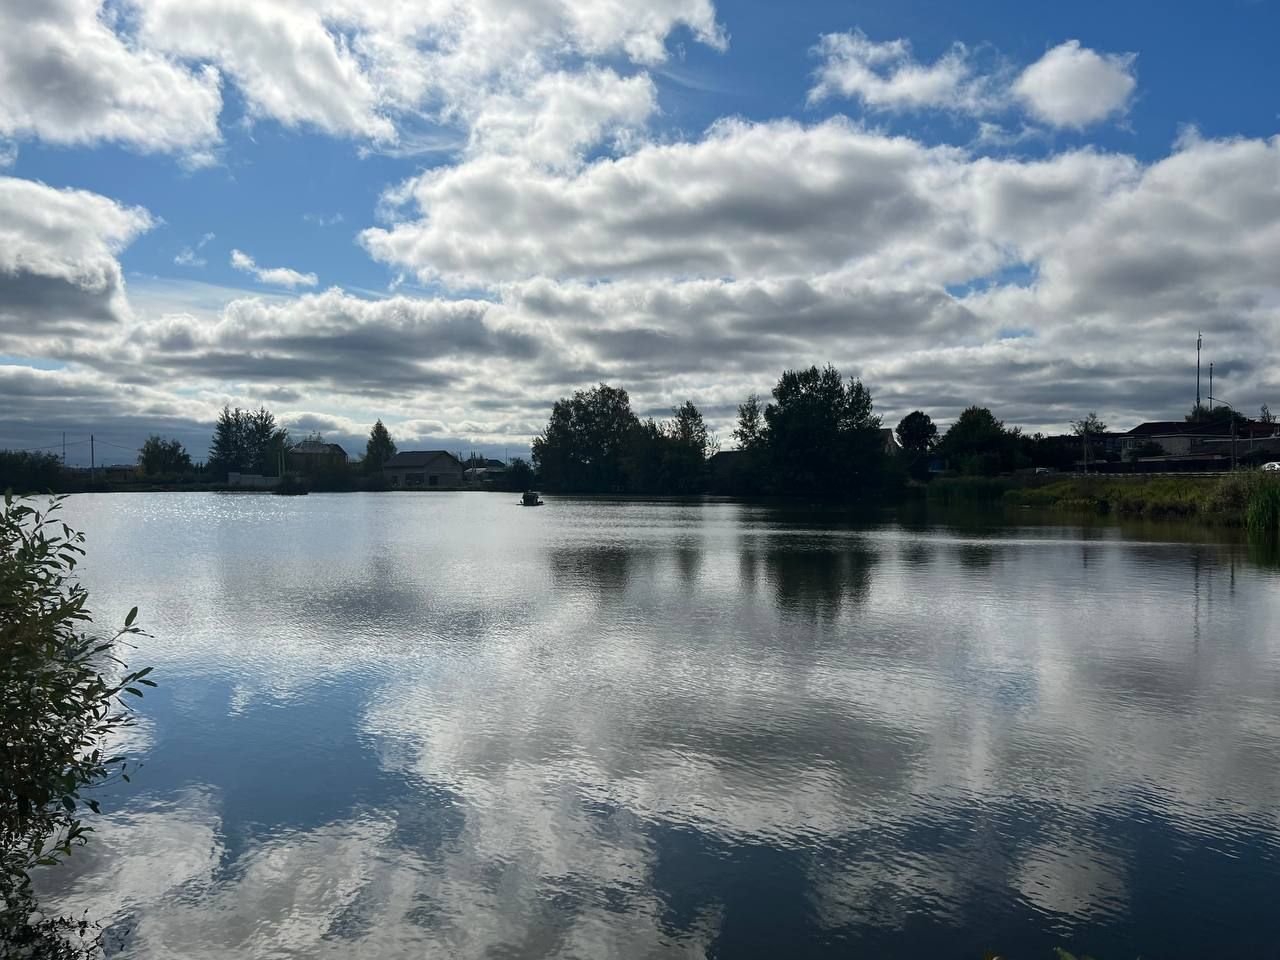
left=39, top=492, right=1280, bottom=958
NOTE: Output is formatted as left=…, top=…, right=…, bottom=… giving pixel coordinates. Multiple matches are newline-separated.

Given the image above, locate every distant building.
left=288, top=439, right=348, bottom=474
left=383, top=450, right=464, bottom=489
left=1120, top=420, right=1277, bottom=458
left=463, top=454, right=508, bottom=484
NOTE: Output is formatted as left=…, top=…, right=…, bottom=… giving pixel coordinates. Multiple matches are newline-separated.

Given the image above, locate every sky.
left=1, top=0, right=1278, bottom=465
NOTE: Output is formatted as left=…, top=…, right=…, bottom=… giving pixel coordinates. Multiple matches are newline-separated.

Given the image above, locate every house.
left=879, top=428, right=901, bottom=456
left=288, top=439, right=348, bottom=474
left=1120, top=420, right=1277, bottom=458
left=383, top=450, right=464, bottom=489
left=462, top=454, right=508, bottom=484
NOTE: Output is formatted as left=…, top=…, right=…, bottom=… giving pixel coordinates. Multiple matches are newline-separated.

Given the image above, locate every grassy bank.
left=1000, top=471, right=1280, bottom=534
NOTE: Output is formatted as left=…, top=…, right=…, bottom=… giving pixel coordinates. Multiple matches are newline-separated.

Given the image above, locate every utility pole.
left=90, top=434, right=95, bottom=487
left=1196, top=332, right=1202, bottom=412
left=1208, top=364, right=1214, bottom=413
left=62, top=431, right=66, bottom=466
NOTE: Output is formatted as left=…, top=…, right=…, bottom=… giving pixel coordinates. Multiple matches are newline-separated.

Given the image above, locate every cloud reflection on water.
left=43, top=494, right=1280, bottom=956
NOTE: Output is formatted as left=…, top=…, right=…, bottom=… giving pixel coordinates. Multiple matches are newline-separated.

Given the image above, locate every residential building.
left=383, top=450, right=464, bottom=489
left=288, top=439, right=348, bottom=474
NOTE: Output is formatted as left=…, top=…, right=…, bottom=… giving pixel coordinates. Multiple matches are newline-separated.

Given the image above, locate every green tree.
left=138, top=435, right=192, bottom=475
left=895, top=410, right=938, bottom=480
left=663, top=400, right=715, bottom=494
left=532, top=384, right=639, bottom=492
left=1071, top=412, right=1109, bottom=472
left=895, top=411, right=937, bottom=455
left=1261, top=404, right=1275, bottom=425
left=733, top=394, right=765, bottom=452
left=364, top=420, right=396, bottom=474
left=938, top=406, right=1018, bottom=475
left=0, top=452, right=62, bottom=494
left=2, top=496, right=153, bottom=954
left=207, top=406, right=289, bottom=479
left=506, top=457, right=535, bottom=491
left=761, top=364, right=883, bottom=496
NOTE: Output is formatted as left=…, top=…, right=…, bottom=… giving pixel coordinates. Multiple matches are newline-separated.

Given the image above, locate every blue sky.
left=2, top=0, right=1278, bottom=462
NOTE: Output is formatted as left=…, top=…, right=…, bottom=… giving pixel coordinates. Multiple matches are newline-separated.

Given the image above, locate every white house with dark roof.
left=382, top=450, right=464, bottom=489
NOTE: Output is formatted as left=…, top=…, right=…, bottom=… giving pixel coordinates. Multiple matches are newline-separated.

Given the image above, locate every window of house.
left=407, top=472, right=425, bottom=485
left=429, top=475, right=439, bottom=486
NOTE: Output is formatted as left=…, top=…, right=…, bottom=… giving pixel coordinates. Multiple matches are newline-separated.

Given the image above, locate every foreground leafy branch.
left=1, top=494, right=153, bottom=956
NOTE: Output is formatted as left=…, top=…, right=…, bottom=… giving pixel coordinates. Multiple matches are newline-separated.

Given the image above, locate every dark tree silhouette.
left=895, top=411, right=937, bottom=455
left=937, top=406, right=1020, bottom=475
left=761, top=364, right=883, bottom=497
left=138, top=436, right=192, bottom=475
left=207, top=406, right=289, bottom=479
left=364, top=420, right=397, bottom=474
left=895, top=411, right=937, bottom=480
left=533, top=384, right=638, bottom=492
left=733, top=394, right=765, bottom=451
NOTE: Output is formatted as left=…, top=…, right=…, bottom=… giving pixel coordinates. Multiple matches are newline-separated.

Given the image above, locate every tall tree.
left=733, top=394, right=765, bottom=451
left=761, top=364, right=883, bottom=496
left=532, top=384, right=639, bottom=492
left=1072, top=412, right=1109, bottom=472
left=895, top=411, right=937, bottom=480
left=138, top=436, right=192, bottom=475
left=938, top=406, right=1018, bottom=475
left=207, top=406, right=289, bottom=479
left=895, top=411, right=937, bottom=455
left=1261, top=404, right=1274, bottom=425
left=364, top=420, right=396, bottom=474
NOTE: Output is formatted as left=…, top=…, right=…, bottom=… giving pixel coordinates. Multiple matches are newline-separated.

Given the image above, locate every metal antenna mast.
left=1196, top=332, right=1202, bottom=411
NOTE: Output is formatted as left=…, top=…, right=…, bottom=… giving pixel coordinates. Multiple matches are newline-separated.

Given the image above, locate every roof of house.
left=1126, top=419, right=1275, bottom=438
left=383, top=450, right=463, bottom=469
left=291, top=440, right=347, bottom=456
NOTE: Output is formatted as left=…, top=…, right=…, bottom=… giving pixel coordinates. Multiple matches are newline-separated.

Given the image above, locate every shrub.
left=1, top=495, right=153, bottom=955
left=1246, top=478, right=1280, bottom=541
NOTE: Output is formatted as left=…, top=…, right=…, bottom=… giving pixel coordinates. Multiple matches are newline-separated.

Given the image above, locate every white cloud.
left=174, top=232, right=215, bottom=268
left=1014, top=40, right=1137, bottom=129
left=229, top=250, right=319, bottom=289
left=0, top=0, right=724, bottom=161
left=137, top=0, right=395, bottom=142
left=0, top=175, right=153, bottom=337
left=467, top=68, right=659, bottom=170
left=808, top=30, right=991, bottom=113
left=130, top=0, right=724, bottom=152
left=361, top=117, right=1134, bottom=289
left=0, top=0, right=222, bottom=157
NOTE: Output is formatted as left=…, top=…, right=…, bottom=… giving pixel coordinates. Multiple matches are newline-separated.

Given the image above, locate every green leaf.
left=125, top=606, right=138, bottom=627
left=124, top=686, right=144, bottom=697
left=61, top=796, right=75, bottom=812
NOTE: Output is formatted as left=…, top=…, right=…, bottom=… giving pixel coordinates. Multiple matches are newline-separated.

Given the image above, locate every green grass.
left=1002, top=471, right=1280, bottom=533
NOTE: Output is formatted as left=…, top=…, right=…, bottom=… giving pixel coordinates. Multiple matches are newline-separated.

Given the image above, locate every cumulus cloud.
left=229, top=250, right=319, bottom=289
left=467, top=68, right=659, bottom=170
left=0, top=0, right=724, bottom=160
left=808, top=31, right=992, bottom=113
left=362, top=117, right=1135, bottom=289
left=0, top=0, right=221, bottom=157
left=0, top=175, right=153, bottom=339
left=1014, top=40, right=1137, bottom=129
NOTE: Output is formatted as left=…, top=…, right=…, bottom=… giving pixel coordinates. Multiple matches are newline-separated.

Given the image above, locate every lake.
left=39, top=492, right=1280, bottom=958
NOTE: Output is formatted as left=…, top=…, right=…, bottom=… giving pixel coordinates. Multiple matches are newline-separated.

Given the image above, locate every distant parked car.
left=1263, top=462, right=1280, bottom=472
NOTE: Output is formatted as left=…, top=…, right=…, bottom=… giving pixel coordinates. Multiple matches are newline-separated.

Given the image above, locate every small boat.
left=521, top=490, right=544, bottom=506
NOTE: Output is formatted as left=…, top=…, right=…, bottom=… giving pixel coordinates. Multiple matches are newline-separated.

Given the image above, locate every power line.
left=6, top=438, right=90, bottom=453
